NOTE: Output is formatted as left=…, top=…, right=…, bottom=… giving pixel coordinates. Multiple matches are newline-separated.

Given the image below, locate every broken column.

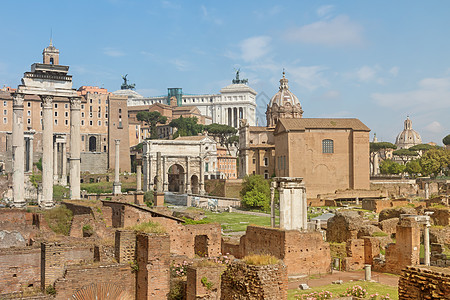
left=276, top=177, right=307, bottom=230
left=113, top=139, right=122, bottom=195
left=12, top=93, right=25, bottom=208
left=41, top=95, right=54, bottom=208
left=270, top=181, right=276, bottom=227
left=364, top=264, right=372, bottom=281
left=142, top=142, right=150, bottom=192
left=154, top=152, right=164, bottom=206
left=27, top=135, right=34, bottom=173
left=136, top=165, right=142, bottom=192
left=199, top=156, right=205, bottom=195
left=424, top=219, right=431, bottom=266
left=61, top=140, right=67, bottom=186
left=185, top=156, right=191, bottom=194
left=69, top=97, right=81, bottom=200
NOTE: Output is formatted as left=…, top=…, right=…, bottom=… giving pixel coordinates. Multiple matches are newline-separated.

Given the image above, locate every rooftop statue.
left=232, top=69, right=248, bottom=84
left=121, top=74, right=136, bottom=90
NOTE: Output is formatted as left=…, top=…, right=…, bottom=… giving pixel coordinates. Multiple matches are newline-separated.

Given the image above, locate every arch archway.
left=191, top=174, right=199, bottom=194
left=168, top=164, right=185, bottom=192
left=71, top=282, right=132, bottom=300
left=88, top=136, right=97, bottom=152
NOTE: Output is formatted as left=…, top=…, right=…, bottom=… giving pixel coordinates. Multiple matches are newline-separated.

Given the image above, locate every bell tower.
left=42, top=40, right=59, bottom=65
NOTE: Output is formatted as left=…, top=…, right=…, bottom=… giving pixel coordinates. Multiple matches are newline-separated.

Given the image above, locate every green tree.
left=169, top=116, right=204, bottom=138
left=204, top=123, right=238, bottom=154
left=393, top=148, right=419, bottom=164
left=240, top=175, right=270, bottom=210
left=409, top=144, right=433, bottom=152
left=443, top=134, right=450, bottom=146
left=370, top=142, right=396, bottom=172
left=379, top=159, right=405, bottom=175
left=405, top=159, right=422, bottom=177
left=136, top=111, right=168, bottom=139
left=419, top=148, right=450, bottom=177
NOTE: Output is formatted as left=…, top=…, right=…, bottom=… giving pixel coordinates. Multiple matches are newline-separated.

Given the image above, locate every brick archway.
left=71, top=282, right=132, bottom=300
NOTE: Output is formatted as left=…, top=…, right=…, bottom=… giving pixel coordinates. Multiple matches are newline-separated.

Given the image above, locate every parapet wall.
left=398, top=266, right=450, bottom=300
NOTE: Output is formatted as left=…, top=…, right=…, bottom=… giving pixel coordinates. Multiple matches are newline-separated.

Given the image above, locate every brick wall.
left=398, top=266, right=450, bottom=300
left=220, top=260, right=288, bottom=300
left=341, top=239, right=365, bottom=271
left=136, top=233, right=171, bottom=299
left=53, top=264, right=134, bottom=300
left=114, top=230, right=136, bottom=263
left=0, top=247, right=41, bottom=294
left=40, top=242, right=94, bottom=289
left=80, top=152, right=108, bottom=174
left=241, top=226, right=330, bottom=275
left=186, top=265, right=225, bottom=300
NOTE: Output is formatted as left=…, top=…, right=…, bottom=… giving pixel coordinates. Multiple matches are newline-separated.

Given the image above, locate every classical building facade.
left=120, top=72, right=257, bottom=128
left=239, top=72, right=371, bottom=198
left=395, top=117, right=422, bottom=149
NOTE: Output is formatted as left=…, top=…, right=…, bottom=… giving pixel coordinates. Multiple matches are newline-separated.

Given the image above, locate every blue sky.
left=1, top=0, right=449, bottom=144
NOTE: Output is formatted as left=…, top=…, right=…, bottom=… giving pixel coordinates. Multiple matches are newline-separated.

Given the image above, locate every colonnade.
left=226, top=107, right=245, bottom=128
left=12, top=94, right=82, bottom=208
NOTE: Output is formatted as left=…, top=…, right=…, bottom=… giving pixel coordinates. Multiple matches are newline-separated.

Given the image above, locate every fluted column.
left=53, top=141, right=58, bottom=184
left=12, top=93, right=25, bottom=208
left=61, top=141, right=67, bottom=186
left=41, top=95, right=54, bottom=208
left=69, top=97, right=81, bottom=200
left=136, top=165, right=142, bottom=192
left=185, top=156, right=191, bottom=194
left=424, top=222, right=431, bottom=266
left=27, top=136, right=34, bottom=173
left=112, top=139, right=122, bottom=195
left=199, top=156, right=205, bottom=195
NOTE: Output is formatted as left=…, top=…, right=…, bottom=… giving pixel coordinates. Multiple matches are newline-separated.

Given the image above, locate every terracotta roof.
left=175, top=135, right=209, bottom=141
left=249, top=126, right=274, bottom=132
left=276, top=118, right=370, bottom=132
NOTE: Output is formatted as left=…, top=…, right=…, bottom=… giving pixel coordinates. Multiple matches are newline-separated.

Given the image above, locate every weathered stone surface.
left=357, top=225, right=383, bottom=238
left=326, top=210, right=364, bottom=243
left=378, top=218, right=399, bottom=236
left=426, top=207, right=450, bottom=226
left=430, top=226, right=450, bottom=245
left=379, top=207, right=417, bottom=222
left=0, top=230, right=27, bottom=248
left=398, top=266, right=450, bottom=300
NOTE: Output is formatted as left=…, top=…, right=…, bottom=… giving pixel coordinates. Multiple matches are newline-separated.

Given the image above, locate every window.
left=264, top=157, right=268, bottom=166
left=322, top=139, right=334, bottom=153
left=3, top=117, right=7, bottom=124
left=105, top=113, right=108, bottom=118
left=205, top=162, right=209, bottom=172
left=3, top=101, right=6, bottom=106
left=27, top=111, right=31, bottom=116
left=98, top=99, right=101, bottom=104
left=264, top=170, right=269, bottom=179
left=54, top=103, right=58, bottom=108
left=89, top=106, right=93, bottom=112
left=98, top=120, right=101, bottom=126
left=105, top=121, right=108, bottom=126
left=89, top=120, right=93, bottom=126
left=3, top=110, right=6, bottom=115
left=54, top=119, right=58, bottom=125
left=40, top=111, right=42, bottom=116
left=27, top=118, right=31, bottom=124
left=81, top=136, right=84, bottom=141
left=81, top=120, right=85, bottom=126
left=54, top=111, right=58, bottom=117
left=119, top=108, right=122, bottom=113
left=65, top=111, right=68, bottom=117
left=65, top=103, right=68, bottom=109
left=65, top=119, right=68, bottom=125
left=89, top=99, right=93, bottom=103
left=81, top=112, right=85, bottom=118
left=252, top=158, right=256, bottom=164
left=27, top=102, right=31, bottom=107
left=81, top=104, right=85, bottom=109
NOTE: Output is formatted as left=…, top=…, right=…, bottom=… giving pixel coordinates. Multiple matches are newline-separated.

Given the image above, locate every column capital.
left=13, top=93, right=24, bottom=107
left=69, top=97, right=82, bottom=110
left=41, top=95, right=53, bottom=108
left=115, top=139, right=121, bottom=145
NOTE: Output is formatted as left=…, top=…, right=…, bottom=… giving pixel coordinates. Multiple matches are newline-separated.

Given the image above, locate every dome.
left=395, top=117, right=422, bottom=149
left=112, top=89, right=143, bottom=99
left=266, top=71, right=303, bottom=127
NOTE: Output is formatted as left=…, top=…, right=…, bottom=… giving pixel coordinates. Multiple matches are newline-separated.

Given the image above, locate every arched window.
left=89, top=136, right=97, bottom=152
left=50, top=57, right=54, bottom=65
left=322, top=139, right=334, bottom=153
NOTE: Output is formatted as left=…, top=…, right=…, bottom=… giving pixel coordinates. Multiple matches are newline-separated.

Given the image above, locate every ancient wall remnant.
left=326, top=210, right=363, bottom=243
left=186, top=265, right=225, bottom=300
left=341, top=239, right=365, bottom=271
left=398, top=266, right=450, bottom=300
left=114, top=230, right=136, bottom=263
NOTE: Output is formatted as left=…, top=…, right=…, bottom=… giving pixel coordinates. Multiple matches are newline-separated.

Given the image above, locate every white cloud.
left=240, top=36, right=271, bottom=62
left=425, top=121, right=444, bottom=133
left=170, top=59, right=190, bottom=71
left=372, top=76, right=450, bottom=112
left=284, top=15, right=364, bottom=47
left=253, top=5, right=282, bottom=19
left=200, top=5, right=223, bottom=25
left=322, top=89, right=340, bottom=99
left=103, top=48, right=125, bottom=57
left=357, top=65, right=377, bottom=82
left=316, top=5, right=334, bottom=18
left=389, top=66, right=399, bottom=77
left=288, top=66, right=329, bottom=91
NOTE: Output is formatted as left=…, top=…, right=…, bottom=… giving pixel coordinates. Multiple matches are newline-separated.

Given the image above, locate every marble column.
left=27, top=136, right=34, bottom=173
left=142, top=143, right=149, bottom=192
left=373, top=152, right=379, bottom=175
left=277, top=177, right=307, bottom=230
left=61, top=141, right=67, bottom=186
left=270, top=181, right=276, bottom=228
left=185, top=156, right=191, bottom=194
left=112, top=139, right=122, bottom=195
left=162, top=156, right=168, bottom=192
left=136, top=165, right=142, bottom=192
left=12, top=93, right=25, bottom=208
left=424, top=222, right=431, bottom=266
left=156, top=152, right=163, bottom=192
left=53, top=141, right=58, bottom=184
left=199, top=156, right=205, bottom=195
left=41, top=95, right=54, bottom=208
left=69, top=97, right=81, bottom=200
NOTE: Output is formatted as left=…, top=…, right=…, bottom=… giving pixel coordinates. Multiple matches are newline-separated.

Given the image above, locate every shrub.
left=240, top=175, right=270, bottom=210
left=243, top=254, right=279, bottom=266
left=297, top=291, right=333, bottom=300
left=45, top=285, right=56, bottom=295
left=126, top=221, right=165, bottom=234
left=171, top=260, right=190, bottom=277
left=43, top=205, right=73, bottom=235
left=201, top=276, right=214, bottom=290
left=339, top=285, right=367, bottom=298
left=144, top=191, right=154, bottom=207
left=372, top=232, right=388, bottom=237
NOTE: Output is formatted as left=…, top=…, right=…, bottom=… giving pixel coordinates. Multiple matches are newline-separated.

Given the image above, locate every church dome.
left=395, top=117, right=422, bottom=149
left=266, top=71, right=303, bottom=127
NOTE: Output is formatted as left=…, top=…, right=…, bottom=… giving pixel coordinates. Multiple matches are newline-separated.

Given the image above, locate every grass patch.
left=288, top=281, right=398, bottom=300
left=126, top=221, right=166, bottom=234
left=80, top=181, right=137, bottom=194
left=43, top=205, right=73, bottom=235
left=330, top=242, right=347, bottom=258
left=182, top=217, right=211, bottom=225
left=243, top=254, right=279, bottom=266
left=372, top=232, right=388, bottom=237
left=203, top=211, right=276, bottom=232
left=53, top=185, right=69, bottom=201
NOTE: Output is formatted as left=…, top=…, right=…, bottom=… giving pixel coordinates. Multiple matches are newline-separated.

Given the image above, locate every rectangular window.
left=65, top=103, right=68, bottom=109
left=65, top=119, right=68, bottom=125
left=205, top=162, right=209, bottom=172
left=98, top=120, right=101, bottom=126
left=27, top=118, right=31, bottom=124
left=81, top=120, right=85, bottom=126
left=98, top=99, right=101, bottom=104
left=322, top=139, right=334, bottom=154
left=81, top=136, right=84, bottom=141
left=3, top=117, right=6, bottom=124
left=105, top=113, right=108, bottom=118
left=54, top=103, right=58, bottom=109
left=3, top=101, right=6, bottom=106
left=89, top=99, right=93, bottom=103
left=264, top=157, right=268, bottom=167
left=65, top=111, right=68, bottom=117
left=27, top=102, right=31, bottom=107
left=81, top=112, right=85, bottom=118
left=81, top=104, right=85, bottom=109
left=27, top=111, right=31, bottom=116
left=89, top=120, right=93, bottom=126
left=54, top=119, right=58, bottom=125
left=54, top=111, right=58, bottom=117
left=40, top=111, right=42, bottom=116
left=105, top=120, right=108, bottom=126
left=3, top=110, right=6, bottom=115
left=98, top=106, right=101, bottom=112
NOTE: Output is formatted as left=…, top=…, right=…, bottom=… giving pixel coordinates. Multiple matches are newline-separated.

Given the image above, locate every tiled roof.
left=277, top=118, right=370, bottom=132
left=175, top=135, right=208, bottom=141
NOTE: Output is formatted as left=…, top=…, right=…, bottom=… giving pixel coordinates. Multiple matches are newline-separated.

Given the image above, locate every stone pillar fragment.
left=364, top=264, right=372, bottom=281
left=276, top=177, right=307, bottom=230
left=113, top=139, right=122, bottom=195
left=424, top=222, right=430, bottom=266
left=12, top=93, right=25, bottom=208
left=41, top=95, right=54, bottom=208
left=199, top=157, right=205, bottom=195
left=156, top=152, right=162, bottom=192
left=142, top=143, right=150, bottom=192
left=61, top=141, right=67, bottom=186
left=373, top=152, right=379, bottom=175
left=185, top=156, right=191, bottom=194
left=53, top=141, right=58, bottom=184
left=27, top=136, right=34, bottom=173
left=69, top=97, right=81, bottom=200
left=136, top=165, right=142, bottom=192
left=270, top=181, right=276, bottom=228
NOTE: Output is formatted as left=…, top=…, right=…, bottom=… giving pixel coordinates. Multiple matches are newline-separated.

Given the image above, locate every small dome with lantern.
left=395, top=117, right=422, bottom=149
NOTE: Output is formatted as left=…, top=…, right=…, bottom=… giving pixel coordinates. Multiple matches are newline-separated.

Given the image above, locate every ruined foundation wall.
left=398, top=266, right=450, bottom=300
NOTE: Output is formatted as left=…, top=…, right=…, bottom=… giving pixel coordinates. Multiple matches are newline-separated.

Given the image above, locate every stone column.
left=41, top=95, right=54, bottom=208
left=425, top=183, right=430, bottom=199
left=277, top=177, right=307, bottom=230
left=69, top=97, right=81, bottom=200
left=61, top=141, right=67, bottom=186
left=270, top=181, right=276, bottom=228
left=156, top=152, right=162, bottom=192
left=199, top=156, right=205, bottom=195
left=142, top=143, right=149, bottom=192
left=364, top=264, right=372, bottom=281
left=136, top=165, right=142, bottom=192
left=185, top=156, right=191, bottom=194
left=373, top=152, right=379, bottom=175
left=53, top=141, right=58, bottom=184
left=424, top=222, right=431, bottom=266
left=12, top=93, right=25, bottom=208
left=113, top=139, right=122, bottom=195
left=162, top=155, right=168, bottom=192
left=27, top=136, right=34, bottom=173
